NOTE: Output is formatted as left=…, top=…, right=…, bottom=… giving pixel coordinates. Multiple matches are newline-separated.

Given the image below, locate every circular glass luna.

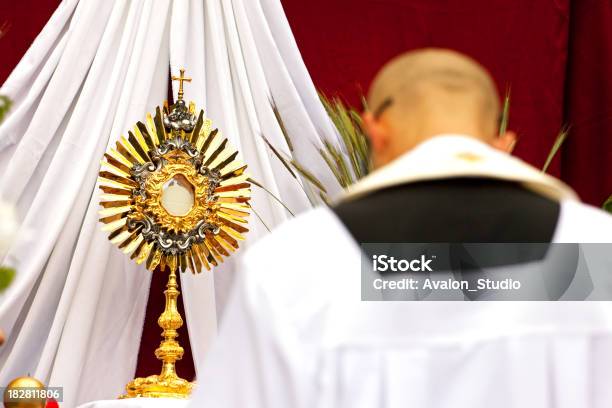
left=161, top=174, right=195, bottom=216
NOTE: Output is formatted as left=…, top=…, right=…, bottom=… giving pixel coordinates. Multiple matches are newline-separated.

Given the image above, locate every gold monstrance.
left=98, top=69, right=251, bottom=399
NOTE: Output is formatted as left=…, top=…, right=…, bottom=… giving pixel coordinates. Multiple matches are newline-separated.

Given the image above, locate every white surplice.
left=188, top=135, right=612, bottom=408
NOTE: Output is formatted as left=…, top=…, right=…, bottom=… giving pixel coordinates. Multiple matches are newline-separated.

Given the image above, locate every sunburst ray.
left=99, top=100, right=250, bottom=273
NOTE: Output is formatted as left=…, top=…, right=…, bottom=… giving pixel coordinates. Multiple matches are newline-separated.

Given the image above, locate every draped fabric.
left=0, top=0, right=341, bottom=406
left=4, top=2, right=612, bottom=211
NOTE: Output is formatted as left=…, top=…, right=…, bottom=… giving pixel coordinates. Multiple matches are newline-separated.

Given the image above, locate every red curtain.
left=563, top=0, right=612, bottom=206
left=0, top=1, right=59, bottom=82
left=3, top=0, right=612, bottom=385
left=4, top=2, right=611, bottom=200
left=280, top=0, right=612, bottom=207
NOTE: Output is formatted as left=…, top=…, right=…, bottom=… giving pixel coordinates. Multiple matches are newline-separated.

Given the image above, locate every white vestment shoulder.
left=554, top=200, right=612, bottom=242
left=189, top=204, right=612, bottom=408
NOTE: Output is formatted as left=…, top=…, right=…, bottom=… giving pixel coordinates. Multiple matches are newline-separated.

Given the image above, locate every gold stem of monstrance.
left=157, top=268, right=184, bottom=381
left=121, top=265, right=192, bottom=399
left=98, top=69, right=251, bottom=399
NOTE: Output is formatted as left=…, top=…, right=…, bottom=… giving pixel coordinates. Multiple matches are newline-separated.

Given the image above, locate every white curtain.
left=0, top=0, right=341, bottom=406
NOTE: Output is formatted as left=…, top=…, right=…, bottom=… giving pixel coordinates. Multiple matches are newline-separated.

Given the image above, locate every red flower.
left=46, top=398, right=59, bottom=408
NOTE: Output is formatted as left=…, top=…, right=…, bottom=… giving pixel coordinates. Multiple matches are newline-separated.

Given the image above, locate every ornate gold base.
left=121, top=374, right=193, bottom=399
left=121, top=267, right=193, bottom=399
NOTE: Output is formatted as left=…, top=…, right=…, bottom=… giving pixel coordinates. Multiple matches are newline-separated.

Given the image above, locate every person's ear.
left=362, top=111, right=389, bottom=154
left=491, top=130, right=517, bottom=153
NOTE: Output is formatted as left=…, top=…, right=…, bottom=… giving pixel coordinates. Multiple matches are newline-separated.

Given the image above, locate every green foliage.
left=247, top=177, right=295, bottom=217
left=604, top=195, right=612, bottom=214
left=0, top=95, right=11, bottom=124
left=498, top=88, right=570, bottom=174
left=0, top=28, right=15, bottom=291
left=260, top=88, right=611, bottom=218
left=318, top=94, right=371, bottom=184
left=542, top=126, right=569, bottom=173
left=0, top=266, right=15, bottom=291
left=498, top=88, right=511, bottom=136
left=263, top=96, right=369, bottom=207
left=496, top=89, right=612, bottom=211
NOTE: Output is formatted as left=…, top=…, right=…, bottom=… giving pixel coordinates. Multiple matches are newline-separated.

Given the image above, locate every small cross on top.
left=172, top=68, right=192, bottom=101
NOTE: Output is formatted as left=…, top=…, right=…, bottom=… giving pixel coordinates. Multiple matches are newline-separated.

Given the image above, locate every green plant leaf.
left=498, top=87, right=511, bottom=136
left=542, top=126, right=569, bottom=173
left=319, top=192, right=331, bottom=206
left=269, top=99, right=294, bottom=152
left=322, top=139, right=352, bottom=187
left=360, top=94, right=369, bottom=112
left=0, top=266, right=15, bottom=291
left=290, top=159, right=328, bottom=193
left=603, top=195, right=612, bottom=214
left=246, top=203, right=272, bottom=232
left=260, top=133, right=297, bottom=179
left=0, top=95, right=12, bottom=124
left=266, top=92, right=371, bottom=198
left=318, top=145, right=347, bottom=188
left=248, top=177, right=296, bottom=217
left=318, top=92, right=371, bottom=182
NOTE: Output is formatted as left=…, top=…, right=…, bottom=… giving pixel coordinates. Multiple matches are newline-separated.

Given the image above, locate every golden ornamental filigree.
left=98, top=72, right=250, bottom=273
left=98, top=69, right=250, bottom=399
left=132, top=150, right=215, bottom=234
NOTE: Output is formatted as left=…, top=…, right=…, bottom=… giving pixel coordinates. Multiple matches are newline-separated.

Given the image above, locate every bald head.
left=364, top=49, right=513, bottom=168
